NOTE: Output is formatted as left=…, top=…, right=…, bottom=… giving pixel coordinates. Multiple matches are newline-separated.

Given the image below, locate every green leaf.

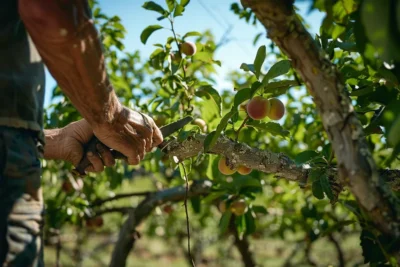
left=219, top=211, right=232, bottom=234
left=204, top=111, right=235, bottom=151
left=295, top=150, right=319, bottom=165
left=246, top=121, right=290, bottom=138
left=309, top=168, right=323, bottom=183
left=360, top=230, right=386, bottom=264
left=233, top=88, right=251, bottom=110
left=320, top=174, right=334, bottom=200
left=183, top=31, right=202, bottom=39
left=312, top=181, right=325, bottom=199
left=180, top=0, right=190, bottom=7
left=140, top=25, right=163, bottom=44
left=332, top=24, right=346, bottom=39
left=173, top=4, right=185, bottom=17
left=240, top=63, right=255, bottom=74
left=194, top=52, right=213, bottom=63
left=361, top=0, right=400, bottom=61
left=264, top=80, right=299, bottom=96
left=253, top=45, right=266, bottom=78
left=165, top=0, right=175, bottom=11
left=245, top=211, right=256, bottom=235
left=388, top=115, right=400, bottom=147
left=262, top=60, right=291, bottom=85
left=142, top=1, right=168, bottom=16
left=252, top=205, right=268, bottom=215
left=190, top=196, right=201, bottom=214
left=195, top=85, right=222, bottom=116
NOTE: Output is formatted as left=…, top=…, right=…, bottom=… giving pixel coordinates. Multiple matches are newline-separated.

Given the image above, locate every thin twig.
left=235, top=116, right=249, bottom=141
left=169, top=18, right=187, bottom=79
left=180, top=162, right=195, bottom=267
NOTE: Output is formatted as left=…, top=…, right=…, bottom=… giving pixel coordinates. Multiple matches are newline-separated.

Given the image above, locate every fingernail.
left=87, top=151, right=93, bottom=156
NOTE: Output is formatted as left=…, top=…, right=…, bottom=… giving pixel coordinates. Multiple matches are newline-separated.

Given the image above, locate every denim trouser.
left=0, top=126, right=44, bottom=267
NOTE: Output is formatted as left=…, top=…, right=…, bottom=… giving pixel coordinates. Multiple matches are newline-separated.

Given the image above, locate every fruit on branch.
left=267, top=98, right=285, bottom=120
left=163, top=204, right=174, bottom=214
left=230, top=199, right=247, bottom=216
left=218, top=201, right=227, bottom=213
left=246, top=96, right=270, bottom=120
left=218, top=157, right=237, bottom=175
left=86, top=216, right=104, bottom=228
left=237, top=165, right=252, bottom=175
left=193, top=118, right=207, bottom=133
left=180, top=41, right=197, bottom=56
left=170, top=51, right=182, bottom=63
left=238, top=101, right=248, bottom=112
left=61, top=180, right=73, bottom=194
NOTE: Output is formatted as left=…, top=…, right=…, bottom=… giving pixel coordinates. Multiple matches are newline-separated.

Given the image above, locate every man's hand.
left=92, top=106, right=164, bottom=165
left=44, top=120, right=116, bottom=173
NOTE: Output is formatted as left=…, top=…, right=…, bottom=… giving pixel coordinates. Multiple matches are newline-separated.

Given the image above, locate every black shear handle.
left=72, top=136, right=125, bottom=176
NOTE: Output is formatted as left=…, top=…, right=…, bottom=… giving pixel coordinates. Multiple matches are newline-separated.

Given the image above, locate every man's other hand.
left=44, top=120, right=116, bottom=173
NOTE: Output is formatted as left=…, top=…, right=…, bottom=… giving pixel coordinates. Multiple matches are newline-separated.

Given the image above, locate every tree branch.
left=91, top=192, right=152, bottom=207
left=164, top=134, right=400, bottom=193
left=109, top=179, right=212, bottom=267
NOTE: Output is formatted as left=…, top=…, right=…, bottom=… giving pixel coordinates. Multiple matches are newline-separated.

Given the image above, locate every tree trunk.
left=240, top=0, right=400, bottom=239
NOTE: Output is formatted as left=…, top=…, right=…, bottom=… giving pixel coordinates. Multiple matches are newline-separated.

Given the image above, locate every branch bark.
left=109, top=179, right=212, bottom=267
left=164, top=134, right=400, bottom=193
left=229, top=217, right=256, bottom=267
left=234, top=0, right=400, bottom=239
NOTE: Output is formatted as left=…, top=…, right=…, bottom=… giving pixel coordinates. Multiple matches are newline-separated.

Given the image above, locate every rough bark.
left=164, top=134, right=400, bottom=193
left=109, top=179, right=212, bottom=267
left=240, top=0, right=400, bottom=237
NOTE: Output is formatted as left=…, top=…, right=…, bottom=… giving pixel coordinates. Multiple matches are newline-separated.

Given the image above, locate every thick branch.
left=109, top=179, right=212, bottom=267
left=240, top=0, right=400, bottom=237
left=164, top=134, right=400, bottom=192
left=229, top=217, right=256, bottom=267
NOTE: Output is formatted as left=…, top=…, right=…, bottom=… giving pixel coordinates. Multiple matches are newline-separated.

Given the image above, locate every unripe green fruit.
left=237, top=165, right=252, bottom=175
left=218, top=201, right=227, bottom=213
left=193, top=118, right=207, bottom=133
left=246, top=96, right=270, bottom=120
left=230, top=199, right=247, bottom=216
left=218, top=157, right=236, bottom=175
left=267, top=98, right=285, bottom=120
left=170, top=51, right=182, bottom=63
left=180, top=41, right=197, bottom=56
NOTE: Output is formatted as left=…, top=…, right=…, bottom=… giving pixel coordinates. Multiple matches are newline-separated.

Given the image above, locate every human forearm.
left=19, top=0, right=121, bottom=126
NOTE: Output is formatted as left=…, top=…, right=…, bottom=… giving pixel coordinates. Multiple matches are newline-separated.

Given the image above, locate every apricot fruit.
left=237, top=165, right=252, bottom=175
left=218, top=201, right=227, bottom=213
left=180, top=41, right=197, bottom=56
left=61, top=180, right=73, bottom=194
left=267, top=98, right=285, bottom=120
left=246, top=96, right=270, bottom=120
left=86, top=216, right=104, bottom=228
left=170, top=51, right=182, bottom=63
left=218, top=157, right=236, bottom=175
left=193, top=118, right=207, bottom=133
left=230, top=199, right=247, bottom=216
left=163, top=204, right=174, bottom=214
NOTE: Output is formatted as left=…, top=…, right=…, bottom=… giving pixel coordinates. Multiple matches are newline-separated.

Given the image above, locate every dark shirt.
left=0, top=0, right=45, bottom=135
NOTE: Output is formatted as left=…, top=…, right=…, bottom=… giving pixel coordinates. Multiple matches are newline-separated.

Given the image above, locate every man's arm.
left=19, top=0, right=163, bottom=165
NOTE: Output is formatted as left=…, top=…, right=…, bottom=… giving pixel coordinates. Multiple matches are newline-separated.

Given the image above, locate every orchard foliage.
left=42, top=0, right=400, bottom=266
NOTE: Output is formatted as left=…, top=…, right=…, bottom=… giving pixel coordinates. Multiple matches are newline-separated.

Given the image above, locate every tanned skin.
left=19, top=0, right=163, bottom=165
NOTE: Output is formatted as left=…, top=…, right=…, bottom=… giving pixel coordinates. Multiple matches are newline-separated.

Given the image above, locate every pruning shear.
left=72, top=116, right=193, bottom=176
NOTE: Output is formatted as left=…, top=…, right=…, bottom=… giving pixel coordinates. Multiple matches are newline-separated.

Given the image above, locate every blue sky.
left=44, top=0, right=324, bottom=106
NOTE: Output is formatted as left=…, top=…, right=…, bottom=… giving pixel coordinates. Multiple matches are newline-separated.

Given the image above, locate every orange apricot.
left=246, top=96, right=270, bottom=120
left=267, top=98, right=285, bottom=120
left=180, top=41, right=197, bottom=56
left=218, top=157, right=236, bottom=175
left=237, top=165, right=252, bottom=175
